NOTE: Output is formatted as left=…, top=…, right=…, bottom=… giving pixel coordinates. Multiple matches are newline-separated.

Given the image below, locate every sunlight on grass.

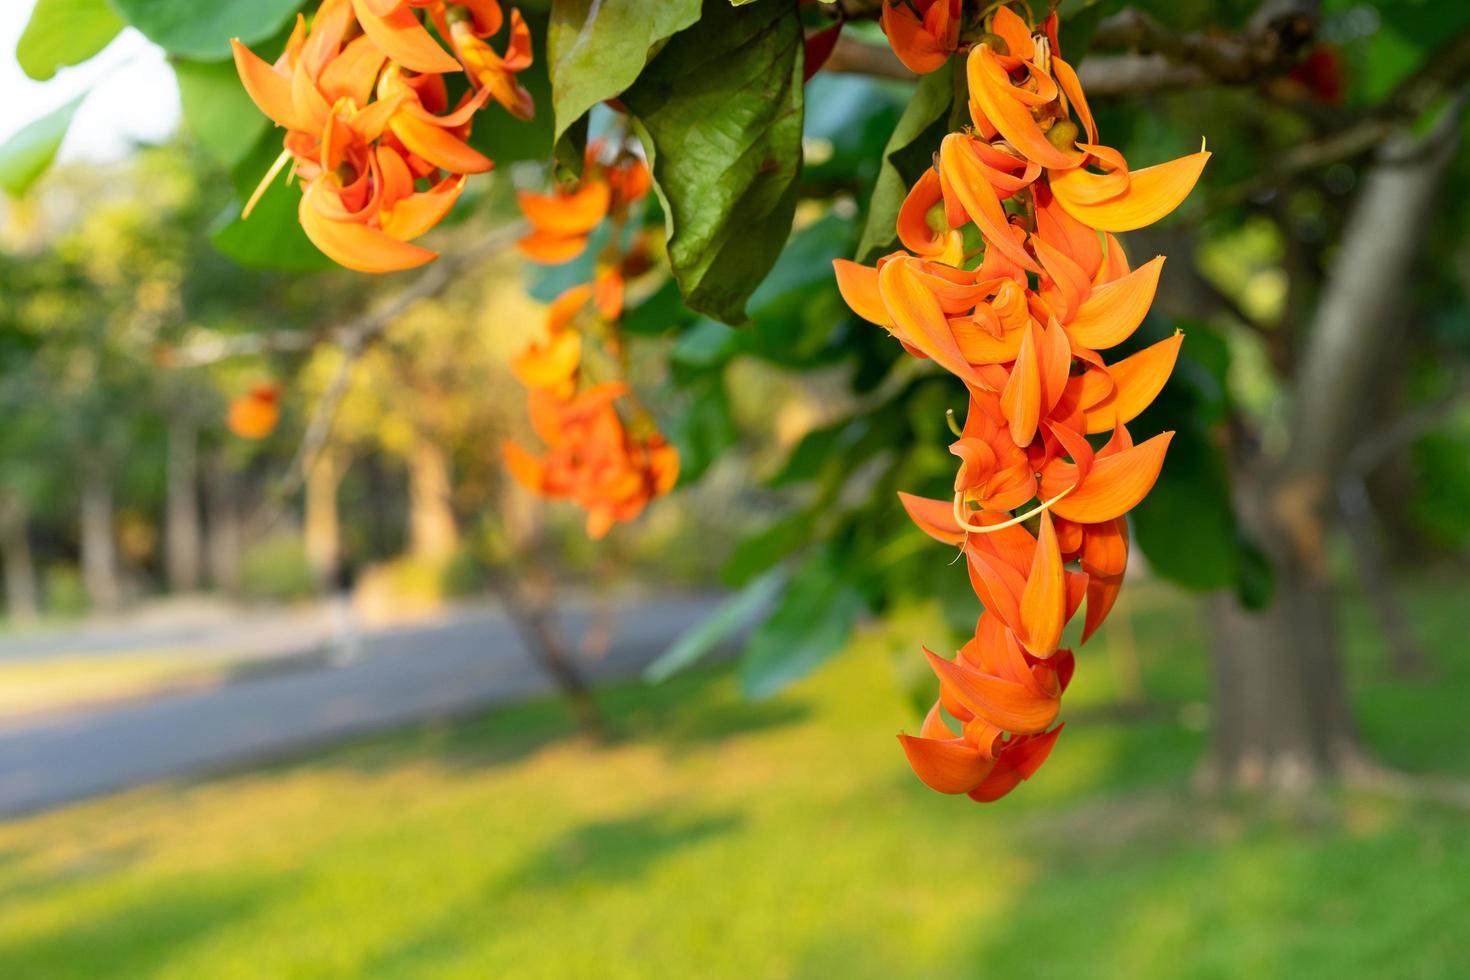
left=0, top=653, right=229, bottom=721
left=0, top=580, right=1466, bottom=978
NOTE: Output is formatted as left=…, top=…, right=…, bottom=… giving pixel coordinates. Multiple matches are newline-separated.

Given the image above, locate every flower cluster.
left=503, top=144, right=678, bottom=539
left=232, top=0, right=532, bottom=273
left=836, top=5, right=1207, bottom=802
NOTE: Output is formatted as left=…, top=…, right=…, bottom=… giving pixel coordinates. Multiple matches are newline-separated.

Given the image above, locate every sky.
left=0, top=0, right=180, bottom=164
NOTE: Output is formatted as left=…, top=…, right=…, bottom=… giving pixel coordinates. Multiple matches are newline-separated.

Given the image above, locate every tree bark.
left=498, top=570, right=607, bottom=741
left=0, top=495, right=39, bottom=625
left=79, top=465, right=121, bottom=612
left=406, top=436, right=458, bottom=563
left=305, top=450, right=343, bottom=591
left=165, top=414, right=202, bottom=593
left=1205, top=107, right=1462, bottom=791
left=205, top=453, right=243, bottom=594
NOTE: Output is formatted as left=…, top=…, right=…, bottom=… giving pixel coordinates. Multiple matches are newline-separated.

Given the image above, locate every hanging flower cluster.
left=232, top=0, right=532, bottom=273
left=836, top=5, right=1207, bottom=802
left=502, top=142, right=678, bottom=539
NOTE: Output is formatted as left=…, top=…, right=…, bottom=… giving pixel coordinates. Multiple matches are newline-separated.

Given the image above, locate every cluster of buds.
left=836, top=5, right=1207, bottom=802
left=232, top=0, right=533, bottom=273
left=502, top=142, right=678, bottom=539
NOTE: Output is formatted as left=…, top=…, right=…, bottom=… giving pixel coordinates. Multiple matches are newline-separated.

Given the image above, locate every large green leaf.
left=110, top=0, right=303, bottom=61
left=0, top=96, right=83, bottom=197
left=622, top=0, right=805, bottom=325
left=854, top=61, right=953, bottom=263
left=739, top=547, right=867, bottom=699
left=174, top=58, right=269, bottom=169
left=17, top=0, right=123, bottom=80
left=547, top=0, right=702, bottom=143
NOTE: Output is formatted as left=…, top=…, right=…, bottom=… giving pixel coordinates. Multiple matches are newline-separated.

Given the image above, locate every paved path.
left=0, top=596, right=723, bottom=818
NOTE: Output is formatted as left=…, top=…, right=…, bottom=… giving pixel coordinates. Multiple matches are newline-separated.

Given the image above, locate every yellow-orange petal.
left=1051, top=151, right=1210, bottom=232
left=517, top=230, right=589, bottom=264
left=388, top=111, right=494, bottom=174
left=1042, top=431, right=1174, bottom=524
left=547, top=284, right=593, bottom=333
left=231, top=39, right=298, bottom=130
left=378, top=175, right=465, bottom=241
left=1084, top=331, right=1183, bottom=433
left=833, top=259, right=892, bottom=327
left=1018, top=512, right=1066, bottom=659
left=518, top=182, right=611, bottom=236
left=879, top=259, right=987, bottom=388
left=512, top=332, right=581, bottom=390
left=1065, top=256, right=1164, bottom=350
left=968, top=46, right=1083, bottom=171
left=351, top=0, right=461, bottom=74
left=299, top=181, right=437, bottom=273
left=939, top=134, right=1041, bottom=274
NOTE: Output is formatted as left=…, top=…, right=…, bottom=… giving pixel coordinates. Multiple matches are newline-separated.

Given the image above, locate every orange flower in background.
left=844, top=4, right=1207, bottom=803
left=228, top=383, right=282, bottom=440
left=232, top=0, right=534, bottom=273
left=508, top=140, right=677, bottom=538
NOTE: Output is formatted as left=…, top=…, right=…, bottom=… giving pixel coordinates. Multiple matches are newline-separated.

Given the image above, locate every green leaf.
left=739, top=548, right=867, bottom=699
left=854, top=61, right=953, bottom=263
left=547, top=0, right=702, bottom=143
left=721, top=509, right=817, bottom=587
left=669, top=373, right=737, bottom=484
left=1130, top=419, right=1240, bottom=591
left=17, top=0, right=123, bottom=80
left=644, top=568, right=786, bottom=682
left=0, top=95, right=84, bottom=198
left=622, top=0, right=805, bottom=325
left=110, top=0, right=303, bottom=61
left=174, top=58, right=269, bottom=169
left=211, top=132, right=333, bottom=272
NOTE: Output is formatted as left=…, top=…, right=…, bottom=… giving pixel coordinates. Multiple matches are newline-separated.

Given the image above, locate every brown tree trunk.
left=205, top=453, right=243, bottom=594
left=79, top=465, right=121, bottom=612
left=1205, top=109, right=1461, bottom=790
left=0, top=495, right=39, bottom=625
left=498, top=570, right=608, bottom=741
left=305, top=450, right=343, bottom=591
left=406, top=436, right=457, bottom=562
left=165, top=414, right=202, bottom=593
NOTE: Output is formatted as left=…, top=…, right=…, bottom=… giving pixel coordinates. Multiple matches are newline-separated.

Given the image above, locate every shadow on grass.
left=0, top=871, right=281, bottom=980
left=360, top=808, right=742, bottom=977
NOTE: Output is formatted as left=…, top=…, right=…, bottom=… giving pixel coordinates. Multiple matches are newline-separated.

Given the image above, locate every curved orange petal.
left=833, top=259, right=893, bottom=328
left=517, top=230, right=589, bottom=264
left=502, top=441, right=546, bottom=492
left=1000, top=320, right=1042, bottom=446
left=923, top=648, right=1059, bottom=735
left=232, top=40, right=298, bottom=130
left=1051, top=151, right=1210, bottom=232
left=388, top=111, right=494, bottom=174
left=899, top=491, right=966, bottom=546
left=351, top=0, right=461, bottom=74
left=1042, top=431, right=1174, bottom=524
left=1065, top=256, right=1164, bottom=350
left=1083, top=331, right=1182, bottom=433
left=968, top=47, right=1083, bottom=170
left=378, top=175, right=465, bottom=241
left=898, top=732, right=995, bottom=794
left=518, top=182, right=611, bottom=236
left=879, top=259, right=987, bottom=388
left=968, top=725, right=1063, bottom=802
left=1018, top=512, right=1066, bottom=658
left=939, top=134, right=1042, bottom=274
left=299, top=181, right=437, bottom=273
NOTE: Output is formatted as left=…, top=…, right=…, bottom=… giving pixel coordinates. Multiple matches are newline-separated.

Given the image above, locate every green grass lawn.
left=1, top=578, right=1467, bottom=979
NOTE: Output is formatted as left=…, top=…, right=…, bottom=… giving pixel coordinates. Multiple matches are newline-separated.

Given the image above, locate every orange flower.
left=228, top=383, right=282, bottom=440
left=881, top=0, right=962, bottom=74
left=848, top=4, right=1207, bottom=803
left=233, top=0, right=533, bottom=273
